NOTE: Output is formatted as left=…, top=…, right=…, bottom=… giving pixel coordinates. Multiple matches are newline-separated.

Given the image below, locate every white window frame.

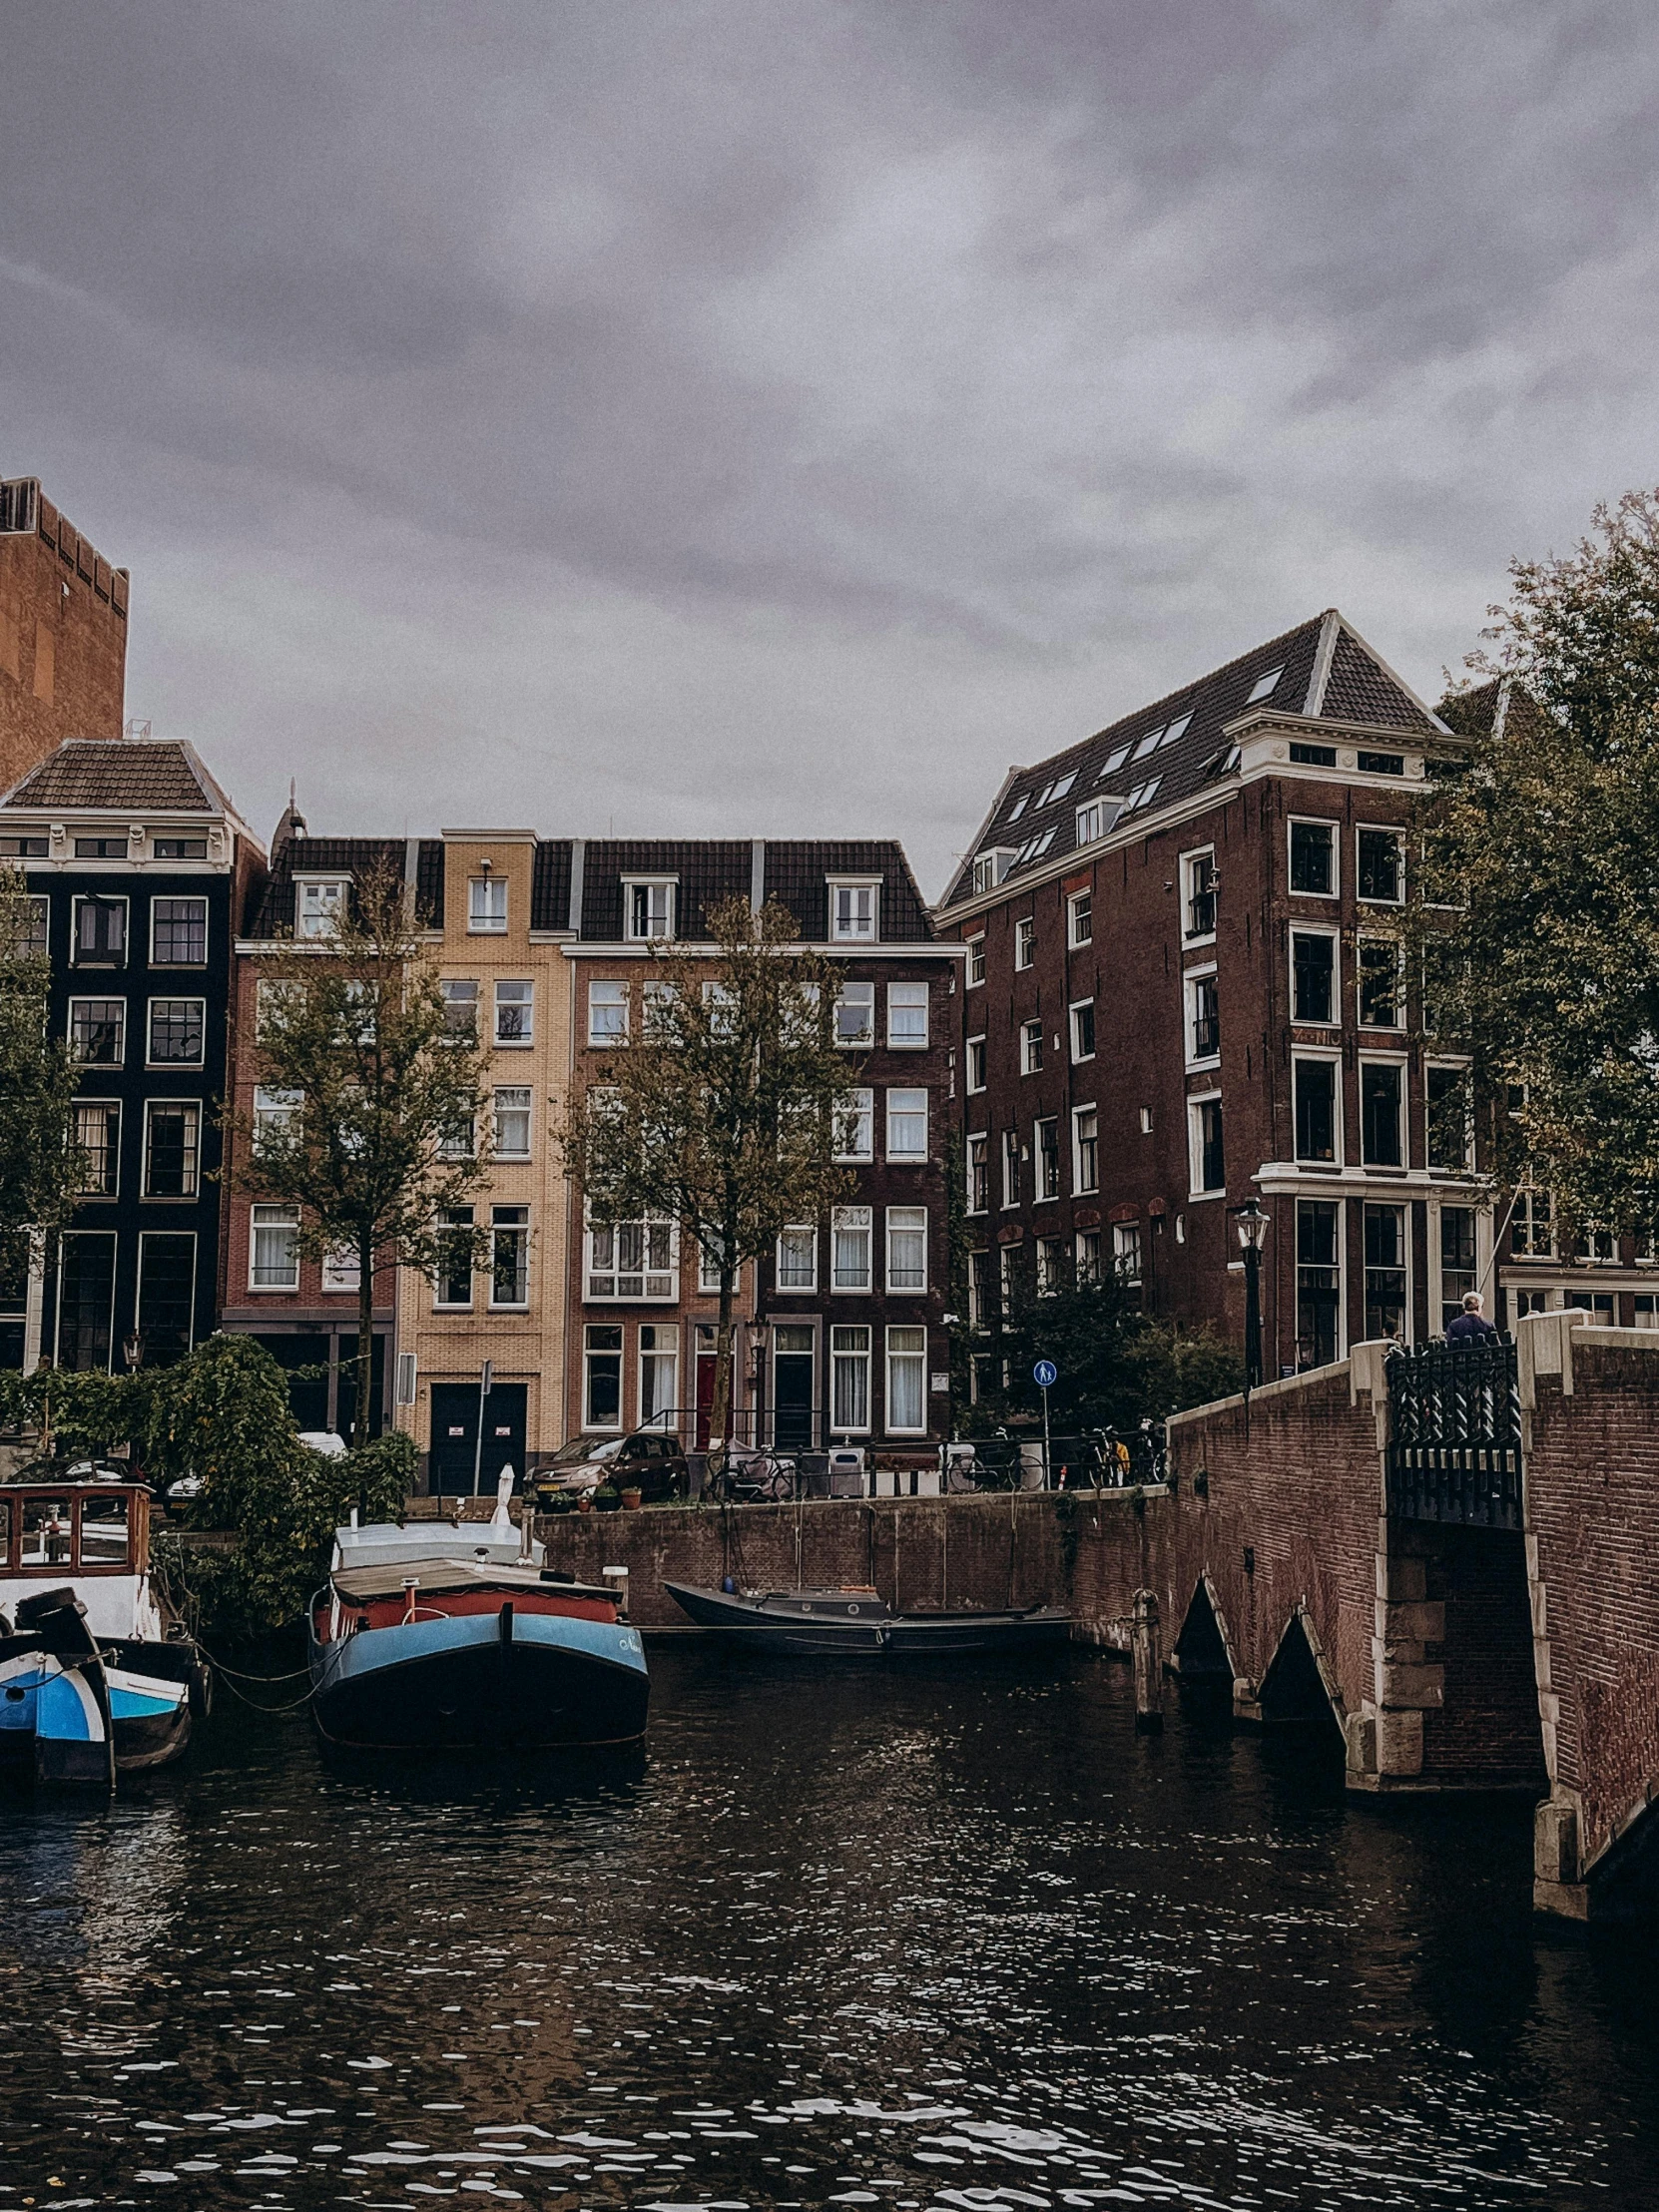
left=1076, top=1228, right=1102, bottom=1284
left=493, top=1085, right=533, bottom=1161
left=489, top=1204, right=531, bottom=1311
left=885, top=1087, right=928, bottom=1162
left=835, top=980, right=875, bottom=1049
left=142, top=1098, right=201, bottom=1200
left=588, top=979, right=629, bottom=1045
left=885, top=1206, right=928, bottom=1295
left=253, top=1085, right=301, bottom=1152
left=145, top=995, right=207, bottom=1070
left=1033, top=1115, right=1060, bottom=1203
left=831, top=1206, right=872, bottom=1294
left=1187, top=1089, right=1225, bottom=1201
left=1001, top=1129, right=1020, bottom=1209
left=1359, top=1052, right=1408, bottom=1170
left=150, top=894, right=209, bottom=968
left=321, top=1244, right=361, bottom=1295
left=1072, top=1104, right=1099, bottom=1195
left=1510, top=1187, right=1555, bottom=1261
left=1184, top=963, right=1220, bottom=1071
left=1429, top=1196, right=1488, bottom=1337
left=1357, top=933, right=1406, bottom=1031
left=68, top=995, right=125, bottom=1068
left=467, top=874, right=508, bottom=935
left=293, top=876, right=346, bottom=940
left=884, top=1325, right=927, bottom=1435
left=638, top=1323, right=680, bottom=1431
left=584, top=1322, right=625, bottom=1431
left=776, top=1224, right=818, bottom=1293
left=1287, top=817, right=1339, bottom=900
left=1181, top=846, right=1217, bottom=946
left=1289, top=922, right=1341, bottom=1029
left=1069, top=997, right=1095, bottom=1065
left=829, top=878, right=879, bottom=943
left=624, top=878, right=677, bottom=942
left=834, top=1087, right=873, bottom=1163
left=1019, top=1020, right=1043, bottom=1076
left=73, top=1098, right=121, bottom=1198
left=493, top=978, right=533, bottom=1048
left=1292, top=1049, right=1345, bottom=1168
left=1296, top=1195, right=1348, bottom=1367
left=440, top=977, right=479, bottom=1041
left=965, top=1034, right=987, bottom=1093
left=1074, top=802, right=1110, bottom=849
left=966, top=933, right=986, bottom=987
left=830, top=1325, right=872, bottom=1434
left=433, top=1205, right=475, bottom=1310
left=886, top=981, right=929, bottom=1049
left=1362, top=1199, right=1412, bottom=1346
left=1014, top=915, right=1035, bottom=970
left=586, top=1216, right=679, bottom=1302
left=1114, top=1220, right=1143, bottom=1286
left=1425, top=1058, right=1474, bottom=1174
left=250, top=1203, right=300, bottom=1293
left=1356, top=826, right=1406, bottom=907
left=1066, top=887, right=1093, bottom=946
left=70, top=891, right=129, bottom=967
left=966, top=1131, right=989, bottom=1215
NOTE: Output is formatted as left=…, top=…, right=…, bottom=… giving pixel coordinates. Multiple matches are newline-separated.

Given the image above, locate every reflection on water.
left=1, top=1647, right=1655, bottom=2208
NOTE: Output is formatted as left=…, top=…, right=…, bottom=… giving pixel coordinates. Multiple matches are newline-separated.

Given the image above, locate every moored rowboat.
left=664, top=1581, right=1073, bottom=1656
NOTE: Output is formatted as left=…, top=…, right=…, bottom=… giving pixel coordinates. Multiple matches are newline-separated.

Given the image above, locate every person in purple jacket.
left=1446, top=1291, right=1499, bottom=1346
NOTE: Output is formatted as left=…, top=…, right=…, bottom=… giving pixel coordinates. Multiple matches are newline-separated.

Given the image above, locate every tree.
left=1417, top=488, right=1659, bottom=1243
left=0, top=865, right=82, bottom=1300
left=221, top=865, right=491, bottom=1448
left=557, top=894, right=856, bottom=1462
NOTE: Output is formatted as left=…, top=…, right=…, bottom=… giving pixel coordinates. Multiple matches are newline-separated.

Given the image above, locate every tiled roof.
left=578, top=840, right=754, bottom=942
left=2, top=739, right=229, bottom=814
left=940, top=611, right=1444, bottom=907
left=532, top=840, right=572, bottom=931
left=244, top=836, right=411, bottom=937
left=764, top=840, right=932, bottom=941
left=416, top=839, right=446, bottom=929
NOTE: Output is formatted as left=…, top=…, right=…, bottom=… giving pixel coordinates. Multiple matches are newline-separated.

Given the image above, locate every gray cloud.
left=4, top=0, right=1659, bottom=890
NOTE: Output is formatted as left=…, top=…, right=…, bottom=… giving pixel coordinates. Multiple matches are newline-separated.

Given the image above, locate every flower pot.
left=577, top=1493, right=594, bottom=1514
left=620, top=1487, right=643, bottom=1511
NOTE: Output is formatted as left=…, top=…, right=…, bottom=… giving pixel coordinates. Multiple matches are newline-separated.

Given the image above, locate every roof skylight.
left=1162, top=712, right=1193, bottom=744
left=1036, top=771, right=1076, bottom=807
left=1246, top=666, right=1285, bottom=705
left=1006, top=792, right=1029, bottom=823
left=1122, top=777, right=1162, bottom=815
left=1132, top=730, right=1162, bottom=761
left=1099, top=744, right=1132, bottom=779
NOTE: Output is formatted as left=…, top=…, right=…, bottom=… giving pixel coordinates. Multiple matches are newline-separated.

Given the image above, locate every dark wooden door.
left=429, top=1382, right=527, bottom=1495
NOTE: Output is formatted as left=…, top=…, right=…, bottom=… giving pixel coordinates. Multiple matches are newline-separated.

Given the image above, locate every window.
left=886, top=1208, right=928, bottom=1293
left=1020, top=1020, right=1043, bottom=1075
left=72, top=895, right=126, bottom=965
left=971, top=852, right=1013, bottom=896
left=1511, top=1188, right=1554, bottom=1259
left=1015, top=916, right=1035, bottom=970
left=701, top=980, right=738, bottom=1038
left=585, top=1324, right=624, bottom=1429
left=1191, top=1096, right=1225, bottom=1194
left=147, top=997, right=205, bottom=1066
left=1070, top=998, right=1095, bottom=1063
left=144, top=1102, right=199, bottom=1198
left=1067, top=889, right=1093, bottom=945
left=966, top=1134, right=989, bottom=1214
left=831, top=1326, right=871, bottom=1431
left=74, top=1101, right=120, bottom=1196
left=1439, top=1206, right=1478, bottom=1333
left=1075, top=802, right=1110, bottom=847
left=440, top=978, right=478, bottom=1041
left=17, top=893, right=48, bottom=958
left=835, top=981, right=875, bottom=1048
left=1035, top=1117, right=1060, bottom=1201
left=1573, top=1227, right=1617, bottom=1265
left=886, top=1088, right=927, bottom=1160
left=1297, top=1200, right=1341, bottom=1368
left=967, top=1248, right=991, bottom=1331
left=1426, top=1065, right=1472, bottom=1172
left=1101, top=742, right=1133, bottom=777
left=639, top=1324, right=679, bottom=1429
left=151, top=896, right=207, bottom=965
left=1291, top=930, right=1337, bottom=1024
left=152, top=835, right=207, bottom=860
left=74, top=835, right=126, bottom=859
left=588, top=980, right=629, bottom=1044
left=587, top=1219, right=677, bottom=1301
left=57, top=1232, right=116, bottom=1373
left=1359, top=938, right=1402, bottom=1027
left=1122, top=777, right=1162, bottom=815
left=250, top=1087, right=298, bottom=1159
left=433, top=1206, right=474, bottom=1307
left=1360, top=751, right=1405, bottom=777
left=1187, top=971, right=1220, bottom=1063
left=777, top=1225, right=818, bottom=1291
left=834, top=1088, right=873, bottom=1162
left=1076, top=1229, right=1102, bottom=1284
left=966, top=1035, right=987, bottom=1092
left=967, top=934, right=986, bottom=986
left=1182, top=849, right=1217, bottom=941
left=879, top=1326, right=925, bottom=1436
left=1247, top=664, right=1285, bottom=705
left=1289, top=741, right=1337, bottom=768
left=294, top=877, right=346, bottom=939
left=887, top=982, right=928, bottom=1048
left=1072, top=1107, right=1098, bottom=1194
left=640, top=978, right=679, bottom=1040
left=1358, top=828, right=1404, bottom=904
left=1289, top=820, right=1336, bottom=897
left=1114, top=1221, right=1143, bottom=1285
left=321, top=1245, right=360, bottom=1294
left=1360, top=1061, right=1404, bottom=1167
left=1294, top=1058, right=1339, bottom=1164
left=1001, top=1129, right=1020, bottom=1208
left=129, top=1232, right=195, bottom=1365
left=832, top=1208, right=872, bottom=1293
left=251, top=1205, right=300, bottom=1292
left=494, top=1086, right=532, bottom=1159
left=468, top=875, right=508, bottom=934
left=69, top=998, right=124, bottom=1066
left=0, top=833, right=48, bottom=858
left=1364, top=1203, right=1407, bottom=1343
left=1038, top=771, right=1076, bottom=807
left=494, top=979, right=533, bottom=1046
left=256, top=978, right=301, bottom=1040
left=830, top=881, right=878, bottom=941
left=490, top=1205, right=529, bottom=1308
left=1029, top=1234, right=1059, bottom=1295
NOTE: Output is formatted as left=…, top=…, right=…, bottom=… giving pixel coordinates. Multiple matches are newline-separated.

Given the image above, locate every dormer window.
left=830, top=880, right=878, bottom=942
left=625, top=879, right=676, bottom=941
left=295, top=876, right=347, bottom=939
left=971, top=848, right=1016, bottom=895
left=468, top=875, right=508, bottom=934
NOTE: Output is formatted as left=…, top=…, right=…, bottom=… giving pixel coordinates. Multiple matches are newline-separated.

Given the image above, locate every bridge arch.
left=1258, top=1602, right=1348, bottom=1751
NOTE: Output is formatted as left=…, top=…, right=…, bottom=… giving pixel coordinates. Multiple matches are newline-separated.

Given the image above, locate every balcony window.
left=1183, top=849, right=1217, bottom=940
left=830, top=881, right=878, bottom=942
left=639, top=1323, right=680, bottom=1430
left=1187, top=972, right=1220, bottom=1063
left=468, top=876, right=508, bottom=934
left=831, top=1326, right=871, bottom=1431
left=885, top=1326, right=926, bottom=1433
left=251, top=1205, right=300, bottom=1292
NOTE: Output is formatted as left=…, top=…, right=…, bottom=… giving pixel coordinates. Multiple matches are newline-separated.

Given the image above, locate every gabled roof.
left=1, top=739, right=235, bottom=816
left=940, top=610, right=1447, bottom=908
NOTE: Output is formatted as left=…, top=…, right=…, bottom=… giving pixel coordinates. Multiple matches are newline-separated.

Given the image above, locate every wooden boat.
left=0, top=1475, right=204, bottom=1785
left=308, top=1483, right=649, bottom=1751
left=663, top=1581, right=1074, bottom=1656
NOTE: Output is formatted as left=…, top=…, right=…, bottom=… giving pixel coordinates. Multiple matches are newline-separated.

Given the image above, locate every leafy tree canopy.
left=0, top=865, right=82, bottom=1254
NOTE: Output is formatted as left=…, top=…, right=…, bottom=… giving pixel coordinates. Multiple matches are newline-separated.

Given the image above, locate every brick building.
left=0, top=478, right=129, bottom=791
left=935, top=609, right=1489, bottom=1382
left=564, top=840, right=958, bottom=1454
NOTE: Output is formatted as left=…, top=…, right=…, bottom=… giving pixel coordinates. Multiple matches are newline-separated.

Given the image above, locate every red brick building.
left=0, top=478, right=130, bottom=791
left=935, top=609, right=1485, bottom=1382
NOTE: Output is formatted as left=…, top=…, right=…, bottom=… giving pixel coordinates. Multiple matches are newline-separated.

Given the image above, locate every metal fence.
left=1384, top=1338, right=1523, bottom=1531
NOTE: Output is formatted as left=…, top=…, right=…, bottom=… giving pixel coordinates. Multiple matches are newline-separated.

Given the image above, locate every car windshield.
left=546, top=1435, right=624, bottom=1466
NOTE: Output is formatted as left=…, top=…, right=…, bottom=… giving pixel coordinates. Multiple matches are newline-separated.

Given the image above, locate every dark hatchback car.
left=529, top=1431, right=691, bottom=1507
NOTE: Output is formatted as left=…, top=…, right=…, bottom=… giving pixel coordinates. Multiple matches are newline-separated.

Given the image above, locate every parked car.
left=529, top=1432, right=689, bottom=1507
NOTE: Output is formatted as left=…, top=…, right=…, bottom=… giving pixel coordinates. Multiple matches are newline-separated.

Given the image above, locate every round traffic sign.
left=1033, top=1360, right=1058, bottom=1388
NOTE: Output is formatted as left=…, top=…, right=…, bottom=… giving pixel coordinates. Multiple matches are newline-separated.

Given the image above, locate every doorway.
left=429, top=1381, right=528, bottom=1495
left=773, top=1325, right=816, bottom=1451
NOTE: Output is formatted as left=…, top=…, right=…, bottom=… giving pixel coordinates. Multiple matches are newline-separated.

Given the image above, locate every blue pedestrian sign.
left=1033, top=1360, right=1058, bottom=1388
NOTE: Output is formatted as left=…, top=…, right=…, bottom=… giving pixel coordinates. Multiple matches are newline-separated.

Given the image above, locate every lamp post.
left=123, top=1331, right=145, bottom=1373
left=1231, top=1198, right=1270, bottom=1392
left=746, top=1317, right=769, bottom=1446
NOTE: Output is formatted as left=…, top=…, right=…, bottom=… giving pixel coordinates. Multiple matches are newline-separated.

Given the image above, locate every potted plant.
left=591, top=1482, right=622, bottom=1514
left=545, top=1490, right=578, bottom=1515
left=620, top=1482, right=643, bottom=1511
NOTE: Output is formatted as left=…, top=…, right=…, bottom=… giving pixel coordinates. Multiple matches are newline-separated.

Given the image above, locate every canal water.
left=2, top=1646, right=1656, bottom=2210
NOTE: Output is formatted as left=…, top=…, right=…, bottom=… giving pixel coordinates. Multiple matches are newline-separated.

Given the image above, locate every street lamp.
left=1231, top=1198, right=1270, bottom=1391
left=745, top=1316, right=770, bottom=1379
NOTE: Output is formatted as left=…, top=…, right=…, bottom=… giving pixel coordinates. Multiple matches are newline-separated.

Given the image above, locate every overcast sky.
left=5, top=3, right=1658, bottom=894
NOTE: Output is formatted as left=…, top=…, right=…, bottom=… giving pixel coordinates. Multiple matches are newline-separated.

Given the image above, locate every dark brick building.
left=0, top=478, right=130, bottom=792
left=935, top=609, right=1485, bottom=1382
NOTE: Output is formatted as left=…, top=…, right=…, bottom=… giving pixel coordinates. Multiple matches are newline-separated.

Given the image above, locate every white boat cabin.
left=0, top=1480, right=163, bottom=1642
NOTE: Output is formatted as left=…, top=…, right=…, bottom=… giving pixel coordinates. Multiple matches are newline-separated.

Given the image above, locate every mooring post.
left=1132, top=1588, right=1163, bottom=1732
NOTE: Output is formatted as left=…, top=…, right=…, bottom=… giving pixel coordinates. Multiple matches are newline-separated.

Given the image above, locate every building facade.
left=937, top=610, right=1495, bottom=1382
left=564, top=839, right=958, bottom=1454
left=0, top=478, right=130, bottom=792
left=0, top=739, right=263, bottom=1374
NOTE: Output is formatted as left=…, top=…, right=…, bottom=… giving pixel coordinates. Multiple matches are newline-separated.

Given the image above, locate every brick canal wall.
left=527, top=1489, right=1171, bottom=1639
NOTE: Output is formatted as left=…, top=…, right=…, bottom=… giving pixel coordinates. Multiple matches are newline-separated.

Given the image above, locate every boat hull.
left=663, top=1582, right=1073, bottom=1656
left=307, top=1608, right=650, bottom=1752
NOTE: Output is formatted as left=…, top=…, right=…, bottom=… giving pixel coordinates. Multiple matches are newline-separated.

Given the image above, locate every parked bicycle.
left=707, top=1442, right=799, bottom=1503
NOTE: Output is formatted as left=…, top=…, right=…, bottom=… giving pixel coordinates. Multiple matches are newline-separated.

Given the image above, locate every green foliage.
left=1418, top=488, right=1659, bottom=1238
left=0, top=866, right=82, bottom=1245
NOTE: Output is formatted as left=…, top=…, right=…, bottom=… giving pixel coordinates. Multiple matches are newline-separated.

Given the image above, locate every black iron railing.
left=1384, top=1338, right=1522, bottom=1530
